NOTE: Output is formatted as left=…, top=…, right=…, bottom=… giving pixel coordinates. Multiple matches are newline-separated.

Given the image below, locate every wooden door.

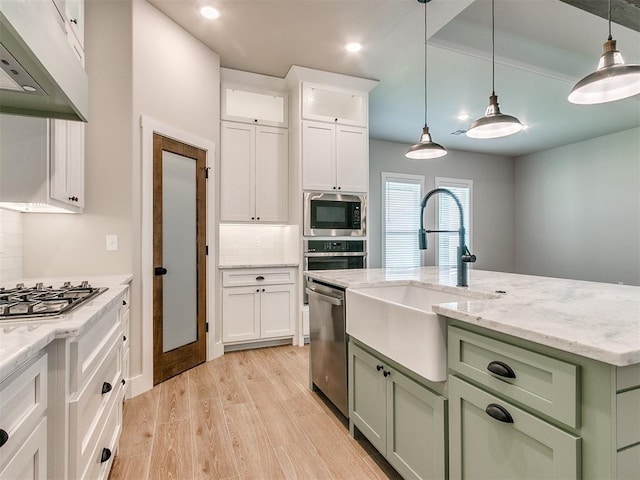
left=153, top=134, right=207, bottom=385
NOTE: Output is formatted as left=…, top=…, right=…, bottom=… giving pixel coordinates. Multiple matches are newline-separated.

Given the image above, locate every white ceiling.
left=147, top=0, right=640, bottom=157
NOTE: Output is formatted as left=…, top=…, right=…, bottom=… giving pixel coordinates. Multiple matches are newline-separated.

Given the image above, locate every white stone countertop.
left=218, top=263, right=299, bottom=269
left=305, top=267, right=640, bottom=367
left=0, top=274, right=132, bottom=382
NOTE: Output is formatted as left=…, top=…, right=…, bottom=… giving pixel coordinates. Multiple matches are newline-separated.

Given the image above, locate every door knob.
left=154, top=267, right=168, bottom=276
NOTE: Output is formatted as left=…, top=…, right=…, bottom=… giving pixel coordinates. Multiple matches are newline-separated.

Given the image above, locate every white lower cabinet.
left=0, top=353, right=48, bottom=480
left=47, top=286, right=129, bottom=480
left=222, top=268, right=296, bottom=344
left=349, top=341, right=447, bottom=480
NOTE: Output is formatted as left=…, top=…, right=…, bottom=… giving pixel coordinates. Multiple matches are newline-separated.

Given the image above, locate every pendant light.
left=568, top=0, right=640, bottom=104
left=466, top=0, right=522, bottom=139
left=406, top=0, right=447, bottom=160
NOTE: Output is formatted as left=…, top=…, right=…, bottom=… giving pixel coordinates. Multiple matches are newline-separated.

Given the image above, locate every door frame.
left=134, top=115, right=222, bottom=397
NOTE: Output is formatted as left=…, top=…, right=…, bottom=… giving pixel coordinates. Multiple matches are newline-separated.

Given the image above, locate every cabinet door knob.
left=376, top=364, right=383, bottom=371
left=70, top=18, right=78, bottom=24
left=101, top=382, right=113, bottom=395
left=262, top=288, right=265, bottom=292
left=383, top=370, right=391, bottom=377
left=487, top=361, right=516, bottom=379
left=251, top=217, right=255, bottom=220
left=123, top=300, right=127, bottom=306
left=257, top=217, right=260, bottom=220
left=0, top=429, right=8, bottom=448
left=337, top=187, right=341, bottom=190
left=123, top=335, right=127, bottom=342
left=485, top=403, right=514, bottom=424
left=333, top=186, right=337, bottom=190
left=122, top=378, right=126, bottom=386
left=100, top=448, right=112, bottom=463
left=256, top=289, right=260, bottom=292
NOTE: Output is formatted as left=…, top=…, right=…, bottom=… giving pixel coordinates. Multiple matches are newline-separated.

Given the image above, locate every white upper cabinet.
left=50, top=119, right=85, bottom=209
left=65, top=0, right=85, bottom=65
left=222, top=85, right=288, bottom=128
left=220, top=121, right=288, bottom=222
left=302, top=121, right=368, bottom=193
left=302, top=83, right=367, bottom=127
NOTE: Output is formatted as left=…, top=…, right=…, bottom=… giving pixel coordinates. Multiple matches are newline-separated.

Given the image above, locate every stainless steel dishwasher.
left=306, top=278, right=348, bottom=418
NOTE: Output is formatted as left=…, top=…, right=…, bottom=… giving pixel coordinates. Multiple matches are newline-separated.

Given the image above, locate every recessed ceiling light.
left=522, top=124, right=529, bottom=130
left=345, top=43, right=363, bottom=53
left=457, top=113, right=470, bottom=121
left=200, top=6, right=220, bottom=19
left=22, top=85, right=37, bottom=92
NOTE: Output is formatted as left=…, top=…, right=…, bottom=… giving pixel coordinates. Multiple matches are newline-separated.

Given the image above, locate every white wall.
left=369, top=139, right=516, bottom=273
left=514, top=127, right=640, bottom=286
left=131, top=0, right=220, bottom=392
left=0, top=209, right=22, bottom=282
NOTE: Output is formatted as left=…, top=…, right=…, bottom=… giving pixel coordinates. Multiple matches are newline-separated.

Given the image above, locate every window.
left=382, top=173, right=425, bottom=268
left=435, top=177, right=473, bottom=267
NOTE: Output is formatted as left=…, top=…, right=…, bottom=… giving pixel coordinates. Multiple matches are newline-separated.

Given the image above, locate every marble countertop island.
left=0, top=275, right=132, bottom=382
left=306, top=267, right=640, bottom=367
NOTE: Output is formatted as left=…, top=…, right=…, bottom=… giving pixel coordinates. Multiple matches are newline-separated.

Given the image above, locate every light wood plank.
left=157, top=371, right=191, bottom=424
left=216, top=354, right=251, bottom=406
left=108, top=454, right=150, bottom=480
left=224, top=402, right=286, bottom=479
left=117, top=387, right=159, bottom=456
left=273, top=439, right=334, bottom=480
left=149, top=419, right=194, bottom=479
left=188, top=359, right=221, bottom=403
left=297, top=412, right=379, bottom=480
left=191, top=396, right=238, bottom=479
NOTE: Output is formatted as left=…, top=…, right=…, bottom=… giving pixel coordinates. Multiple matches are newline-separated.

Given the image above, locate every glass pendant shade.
left=466, top=94, right=523, bottom=139
left=406, top=126, right=447, bottom=159
left=568, top=39, right=640, bottom=104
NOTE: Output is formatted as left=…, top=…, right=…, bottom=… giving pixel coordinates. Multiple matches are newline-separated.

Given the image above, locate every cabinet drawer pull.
left=101, top=382, right=113, bottom=395
left=485, top=403, right=514, bottom=423
left=376, top=364, right=383, bottom=371
left=487, top=361, right=516, bottom=379
left=256, top=276, right=265, bottom=281
left=100, top=447, right=112, bottom=463
left=0, top=429, right=8, bottom=448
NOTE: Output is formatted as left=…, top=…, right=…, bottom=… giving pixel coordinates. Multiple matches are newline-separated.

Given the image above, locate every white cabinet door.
left=336, top=125, right=368, bottom=193
left=255, top=126, right=288, bottom=222
left=50, top=119, right=85, bottom=208
left=222, top=287, right=260, bottom=343
left=65, top=0, right=84, bottom=47
left=0, top=418, right=47, bottom=480
left=302, top=121, right=335, bottom=191
left=260, top=284, right=295, bottom=338
left=220, top=122, right=255, bottom=221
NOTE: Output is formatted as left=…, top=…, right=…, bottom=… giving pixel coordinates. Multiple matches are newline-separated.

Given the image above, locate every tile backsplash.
left=219, top=224, right=299, bottom=266
left=0, top=208, right=23, bottom=282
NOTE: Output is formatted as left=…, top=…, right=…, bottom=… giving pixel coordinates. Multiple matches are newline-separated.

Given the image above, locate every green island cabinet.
left=349, top=322, right=640, bottom=480
left=349, top=341, right=447, bottom=480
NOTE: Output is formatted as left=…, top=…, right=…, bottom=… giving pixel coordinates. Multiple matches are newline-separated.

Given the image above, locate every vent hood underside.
left=0, top=1, right=88, bottom=121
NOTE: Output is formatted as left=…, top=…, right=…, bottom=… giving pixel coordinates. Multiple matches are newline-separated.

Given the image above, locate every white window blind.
left=435, top=177, right=472, bottom=267
left=382, top=173, right=424, bottom=268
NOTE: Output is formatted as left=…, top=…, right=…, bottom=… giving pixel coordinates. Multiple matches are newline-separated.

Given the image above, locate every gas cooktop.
left=0, top=281, right=108, bottom=320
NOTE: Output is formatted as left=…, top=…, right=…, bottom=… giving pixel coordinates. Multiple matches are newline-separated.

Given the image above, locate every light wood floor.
left=109, top=345, right=402, bottom=480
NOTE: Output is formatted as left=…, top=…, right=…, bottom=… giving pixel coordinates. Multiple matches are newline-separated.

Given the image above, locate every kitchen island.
left=305, top=267, right=640, bottom=480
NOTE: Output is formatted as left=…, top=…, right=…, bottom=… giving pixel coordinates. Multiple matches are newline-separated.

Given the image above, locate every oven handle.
left=305, top=288, right=343, bottom=306
left=304, top=252, right=367, bottom=257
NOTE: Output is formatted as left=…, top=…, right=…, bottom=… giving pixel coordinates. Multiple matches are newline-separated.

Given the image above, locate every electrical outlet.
left=254, top=236, right=261, bottom=247
left=106, top=234, right=119, bottom=251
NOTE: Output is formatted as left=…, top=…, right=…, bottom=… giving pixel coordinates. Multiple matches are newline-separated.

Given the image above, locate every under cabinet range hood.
left=0, top=0, right=88, bottom=121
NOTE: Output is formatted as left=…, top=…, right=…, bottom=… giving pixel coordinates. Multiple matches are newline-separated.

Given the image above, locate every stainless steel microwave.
left=304, top=192, right=366, bottom=237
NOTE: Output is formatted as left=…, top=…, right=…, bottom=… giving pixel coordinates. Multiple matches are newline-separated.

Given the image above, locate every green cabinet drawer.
left=449, top=375, right=581, bottom=480
left=448, top=326, right=579, bottom=428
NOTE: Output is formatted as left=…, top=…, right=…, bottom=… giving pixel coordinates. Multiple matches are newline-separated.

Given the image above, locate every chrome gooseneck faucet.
left=419, top=188, right=476, bottom=287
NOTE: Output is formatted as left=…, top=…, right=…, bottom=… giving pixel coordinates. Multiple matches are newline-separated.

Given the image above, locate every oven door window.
left=310, top=200, right=358, bottom=230
left=307, top=256, right=365, bottom=270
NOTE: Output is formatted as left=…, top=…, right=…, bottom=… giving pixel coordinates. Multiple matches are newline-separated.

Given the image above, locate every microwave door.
left=306, top=257, right=351, bottom=270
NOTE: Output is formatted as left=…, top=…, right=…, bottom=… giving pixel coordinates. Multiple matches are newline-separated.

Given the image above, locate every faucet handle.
left=462, top=254, right=477, bottom=263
